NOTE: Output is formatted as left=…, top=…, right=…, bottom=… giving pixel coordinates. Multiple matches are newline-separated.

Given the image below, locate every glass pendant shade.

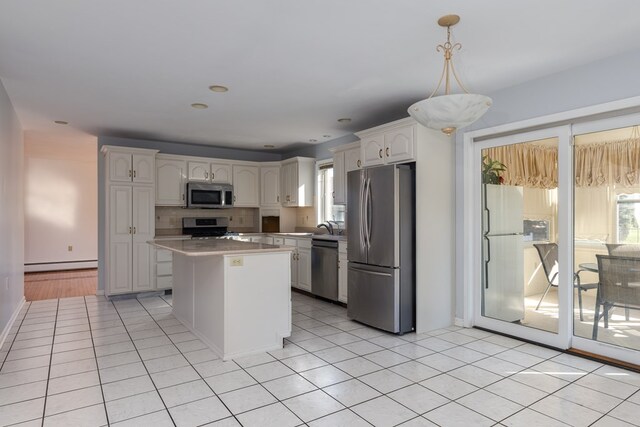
left=408, top=93, right=492, bottom=135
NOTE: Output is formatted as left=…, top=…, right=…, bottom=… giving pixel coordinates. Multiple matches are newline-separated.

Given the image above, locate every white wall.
left=455, top=48, right=640, bottom=319
left=24, top=134, right=98, bottom=270
left=0, top=79, right=25, bottom=343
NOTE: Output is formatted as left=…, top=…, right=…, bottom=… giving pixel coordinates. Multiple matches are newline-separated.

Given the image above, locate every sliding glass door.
left=572, top=114, right=640, bottom=363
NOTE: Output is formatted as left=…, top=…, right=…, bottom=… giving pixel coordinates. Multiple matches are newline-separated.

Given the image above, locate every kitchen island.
left=150, top=239, right=293, bottom=360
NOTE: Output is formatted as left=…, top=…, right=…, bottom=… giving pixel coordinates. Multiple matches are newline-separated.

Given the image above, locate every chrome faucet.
left=327, top=220, right=343, bottom=235
left=316, top=222, right=334, bottom=235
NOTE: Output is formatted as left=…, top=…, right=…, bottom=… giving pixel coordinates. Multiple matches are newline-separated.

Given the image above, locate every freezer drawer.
left=347, top=263, right=406, bottom=333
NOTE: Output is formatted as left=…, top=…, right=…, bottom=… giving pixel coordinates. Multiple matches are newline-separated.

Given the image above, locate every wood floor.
left=24, top=268, right=97, bottom=301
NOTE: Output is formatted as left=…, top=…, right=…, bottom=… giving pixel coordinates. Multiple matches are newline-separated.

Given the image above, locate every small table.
left=578, top=262, right=598, bottom=273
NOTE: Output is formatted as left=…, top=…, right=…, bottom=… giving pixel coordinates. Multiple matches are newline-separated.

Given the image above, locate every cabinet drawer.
left=284, top=238, right=297, bottom=247
left=297, top=238, right=312, bottom=249
left=156, top=275, right=172, bottom=289
left=156, top=249, right=172, bottom=262
left=157, top=262, right=173, bottom=276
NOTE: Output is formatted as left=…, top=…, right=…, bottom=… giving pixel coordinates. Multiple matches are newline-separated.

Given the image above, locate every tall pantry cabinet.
left=102, top=146, right=159, bottom=296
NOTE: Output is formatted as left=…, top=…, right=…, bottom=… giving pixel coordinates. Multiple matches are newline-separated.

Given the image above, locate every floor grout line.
left=39, top=298, right=60, bottom=427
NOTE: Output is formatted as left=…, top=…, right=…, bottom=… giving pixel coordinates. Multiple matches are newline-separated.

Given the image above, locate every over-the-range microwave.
left=186, top=182, right=233, bottom=209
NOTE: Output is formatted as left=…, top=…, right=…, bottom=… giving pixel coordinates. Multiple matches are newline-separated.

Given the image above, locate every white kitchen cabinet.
left=156, top=157, right=186, bottom=206
left=108, top=185, right=154, bottom=294
left=108, top=150, right=155, bottom=183
left=260, top=165, right=281, bottom=207
left=102, top=146, right=158, bottom=297
left=232, top=164, right=259, bottom=207
left=188, top=160, right=232, bottom=184
left=281, top=157, right=315, bottom=207
left=155, top=248, right=173, bottom=290
left=284, top=237, right=311, bottom=292
left=358, top=120, right=417, bottom=167
left=330, top=142, right=361, bottom=205
left=338, top=241, right=348, bottom=303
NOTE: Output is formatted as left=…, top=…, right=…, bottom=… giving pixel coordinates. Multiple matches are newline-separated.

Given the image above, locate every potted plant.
left=482, top=155, right=506, bottom=184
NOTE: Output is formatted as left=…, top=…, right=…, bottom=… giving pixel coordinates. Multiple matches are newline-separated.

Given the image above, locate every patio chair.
left=533, top=243, right=598, bottom=321
left=605, top=244, right=640, bottom=320
left=593, top=254, right=640, bottom=339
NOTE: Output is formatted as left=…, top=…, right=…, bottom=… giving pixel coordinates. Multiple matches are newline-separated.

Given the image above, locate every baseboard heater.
left=24, top=260, right=98, bottom=272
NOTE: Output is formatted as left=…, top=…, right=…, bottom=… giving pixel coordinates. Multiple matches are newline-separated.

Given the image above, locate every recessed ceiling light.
left=209, top=85, right=229, bottom=93
left=337, top=118, right=351, bottom=123
left=309, top=139, right=318, bottom=143
left=323, top=135, right=331, bottom=138
left=54, top=120, right=68, bottom=125
left=264, top=144, right=275, bottom=148
left=191, top=103, right=208, bottom=109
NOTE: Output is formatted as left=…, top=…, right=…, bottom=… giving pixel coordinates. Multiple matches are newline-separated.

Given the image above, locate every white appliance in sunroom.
left=482, top=184, right=525, bottom=322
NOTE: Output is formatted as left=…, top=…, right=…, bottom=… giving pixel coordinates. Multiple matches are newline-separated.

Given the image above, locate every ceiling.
left=2, top=1, right=640, bottom=152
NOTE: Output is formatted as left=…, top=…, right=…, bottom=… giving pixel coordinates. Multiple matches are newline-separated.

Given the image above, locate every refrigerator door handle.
left=349, top=266, right=392, bottom=277
left=484, top=235, right=491, bottom=289
left=359, top=177, right=366, bottom=250
left=366, top=177, right=372, bottom=249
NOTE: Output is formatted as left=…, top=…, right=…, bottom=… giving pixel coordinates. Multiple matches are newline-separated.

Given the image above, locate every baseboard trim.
left=95, top=290, right=105, bottom=296
left=0, top=297, right=26, bottom=352
left=24, top=261, right=98, bottom=272
left=454, top=317, right=465, bottom=327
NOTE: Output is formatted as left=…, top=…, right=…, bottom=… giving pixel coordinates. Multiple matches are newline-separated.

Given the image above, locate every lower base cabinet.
left=338, top=241, right=348, bottom=303
left=285, top=237, right=312, bottom=292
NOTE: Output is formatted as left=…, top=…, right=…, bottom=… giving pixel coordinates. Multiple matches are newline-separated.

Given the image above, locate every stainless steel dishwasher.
left=311, top=238, right=339, bottom=301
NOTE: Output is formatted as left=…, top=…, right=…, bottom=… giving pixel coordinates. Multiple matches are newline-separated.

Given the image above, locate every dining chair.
left=593, top=254, right=640, bottom=339
left=605, top=244, right=640, bottom=320
left=533, top=243, right=598, bottom=321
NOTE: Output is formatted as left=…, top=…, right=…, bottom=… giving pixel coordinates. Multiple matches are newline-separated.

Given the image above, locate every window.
left=317, top=163, right=345, bottom=226
left=617, top=193, right=640, bottom=243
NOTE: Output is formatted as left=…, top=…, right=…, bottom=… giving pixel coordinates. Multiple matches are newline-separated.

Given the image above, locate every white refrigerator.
left=482, top=184, right=525, bottom=322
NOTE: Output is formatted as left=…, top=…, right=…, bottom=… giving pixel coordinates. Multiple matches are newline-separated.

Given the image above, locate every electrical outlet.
left=229, top=257, right=243, bottom=267
left=68, top=245, right=73, bottom=252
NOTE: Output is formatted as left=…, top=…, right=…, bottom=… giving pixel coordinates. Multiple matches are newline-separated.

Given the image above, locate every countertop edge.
left=149, top=241, right=294, bottom=257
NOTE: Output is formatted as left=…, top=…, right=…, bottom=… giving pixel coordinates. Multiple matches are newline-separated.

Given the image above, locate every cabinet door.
left=132, top=154, right=154, bottom=183
left=211, top=163, right=232, bottom=184
left=291, top=249, right=299, bottom=288
left=232, top=165, right=259, bottom=207
left=345, top=147, right=362, bottom=172
left=297, top=247, right=312, bottom=292
left=384, top=125, right=416, bottom=164
left=132, top=186, right=154, bottom=292
left=288, top=164, right=298, bottom=206
left=156, top=159, right=186, bottom=206
left=261, top=166, right=280, bottom=206
left=361, top=135, right=385, bottom=167
left=338, top=253, right=348, bottom=303
left=280, top=163, right=291, bottom=206
left=109, top=186, right=133, bottom=294
left=188, top=161, right=210, bottom=182
left=333, top=151, right=346, bottom=204
left=109, top=152, right=133, bottom=182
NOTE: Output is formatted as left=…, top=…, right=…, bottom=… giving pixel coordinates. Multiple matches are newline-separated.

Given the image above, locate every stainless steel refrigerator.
left=347, top=164, right=415, bottom=334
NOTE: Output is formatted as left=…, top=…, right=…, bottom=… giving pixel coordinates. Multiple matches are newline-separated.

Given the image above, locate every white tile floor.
left=0, top=292, right=639, bottom=427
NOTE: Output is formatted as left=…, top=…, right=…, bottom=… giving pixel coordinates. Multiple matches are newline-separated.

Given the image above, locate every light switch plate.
left=229, top=257, right=243, bottom=267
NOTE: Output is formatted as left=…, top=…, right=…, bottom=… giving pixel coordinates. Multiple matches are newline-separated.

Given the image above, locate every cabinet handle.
left=133, top=170, right=137, bottom=178
left=277, top=196, right=280, bottom=202
left=357, top=159, right=361, bottom=168
left=332, top=191, right=335, bottom=199
left=129, top=226, right=132, bottom=234
left=212, top=172, right=215, bottom=180
left=205, top=171, right=208, bottom=179
left=128, top=170, right=132, bottom=178
left=233, top=195, right=236, bottom=202
left=133, top=227, right=136, bottom=234
left=386, top=147, right=389, bottom=157
left=379, top=149, right=383, bottom=158
left=182, top=193, right=185, bottom=201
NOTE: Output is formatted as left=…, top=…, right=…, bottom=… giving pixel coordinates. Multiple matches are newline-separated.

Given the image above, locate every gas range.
left=182, top=217, right=230, bottom=239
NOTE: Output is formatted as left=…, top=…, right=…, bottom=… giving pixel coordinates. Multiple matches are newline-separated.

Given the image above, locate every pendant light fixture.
left=408, top=14, right=492, bottom=136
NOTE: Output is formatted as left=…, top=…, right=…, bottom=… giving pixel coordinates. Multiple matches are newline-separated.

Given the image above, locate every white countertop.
left=149, top=239, right=294, bottom=256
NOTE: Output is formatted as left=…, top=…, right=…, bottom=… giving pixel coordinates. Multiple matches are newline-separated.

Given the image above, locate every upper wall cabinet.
left=188, top=160, right=232, bottom=184
left=156, top=156, right=187, bottom=206
left=281, top=157, right=315, bottom=207
left=330, top=142, right=361, bottom=205
left=108, top=150, right=155, bottom=183
left=357, top=119, right=417, bottom=168
left=232, top=164, right=260, bottom=207
left=261, top=164, right=281, bottom=207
